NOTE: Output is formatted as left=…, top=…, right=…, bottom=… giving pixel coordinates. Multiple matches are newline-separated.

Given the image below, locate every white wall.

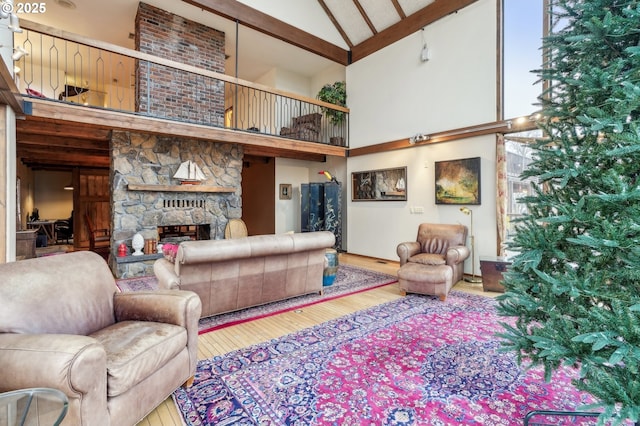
left=275, top=158, right=309, bottom=234
left=343, top=0, right=498, bottom=276
left=275, top=156, right=347, bottom=238
left=347, top=136, right=496, bottom=275
left=347, top=0, right=496, bottom=148
left=310, top=64, right=346, bottom=99
left=34, top=171, right=74, bottom=220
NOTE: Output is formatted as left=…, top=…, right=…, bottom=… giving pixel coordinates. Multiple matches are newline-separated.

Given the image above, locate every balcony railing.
left=13, top=20, right=349, bottom=147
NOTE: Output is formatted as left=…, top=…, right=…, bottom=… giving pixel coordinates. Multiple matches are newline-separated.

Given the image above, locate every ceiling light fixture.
left=420, top=28, right=429, bottom=62
left=409, top=133, right=429, bottom=144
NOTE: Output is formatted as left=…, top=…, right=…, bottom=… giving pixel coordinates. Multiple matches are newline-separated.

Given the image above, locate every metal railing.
left=13, top=20, right=349, bottom=147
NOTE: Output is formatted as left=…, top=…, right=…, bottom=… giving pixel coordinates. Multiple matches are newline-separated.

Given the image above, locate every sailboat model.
left=173, top=160, right=206, bottom=185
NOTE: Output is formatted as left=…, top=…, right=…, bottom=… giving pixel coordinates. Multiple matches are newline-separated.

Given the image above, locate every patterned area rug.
left=115, top=276, right=158, bottom=292
left=173, top=292, right=611, bottom=426
left=115, top=265, right=397, bottom=333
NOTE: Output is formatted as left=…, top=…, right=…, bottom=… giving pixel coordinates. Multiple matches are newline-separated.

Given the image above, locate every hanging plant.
left=316, top=81, right=346, bottom=126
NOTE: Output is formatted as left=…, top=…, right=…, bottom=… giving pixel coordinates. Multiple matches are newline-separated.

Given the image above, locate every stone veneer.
left=110, top=130, right=243, bottom=278
left=135, top=2, right=226, bottom=125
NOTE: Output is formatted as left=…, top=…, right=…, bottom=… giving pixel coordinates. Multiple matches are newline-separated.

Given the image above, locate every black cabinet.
left=301, top=182, right=341, bottom=250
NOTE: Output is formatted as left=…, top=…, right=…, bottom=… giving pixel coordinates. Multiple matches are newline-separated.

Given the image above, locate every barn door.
left=76, top=170, right=110, bottom=250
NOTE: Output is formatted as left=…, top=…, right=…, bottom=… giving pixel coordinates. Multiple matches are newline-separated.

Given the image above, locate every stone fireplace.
left=110, top=130, right=243, bottom=277
left=107, top=5, right=235, bottom=278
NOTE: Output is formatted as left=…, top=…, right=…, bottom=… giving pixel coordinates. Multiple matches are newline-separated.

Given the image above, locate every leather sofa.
left=154, top=231, right=335, bottom=318
left=0, top=251, right=201, bottom=426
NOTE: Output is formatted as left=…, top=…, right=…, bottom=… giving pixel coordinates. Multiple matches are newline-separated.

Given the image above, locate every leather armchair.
left=0, top=251, right=201, bottom=426
left=397, top=223, right=470, bottom=299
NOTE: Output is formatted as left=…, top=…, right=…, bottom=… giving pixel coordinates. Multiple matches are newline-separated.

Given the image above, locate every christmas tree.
left=497, top=0, right=640, bottom=424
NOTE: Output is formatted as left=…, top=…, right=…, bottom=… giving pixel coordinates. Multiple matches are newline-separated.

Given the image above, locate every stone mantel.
left=127, top=184, right=236, bottom=193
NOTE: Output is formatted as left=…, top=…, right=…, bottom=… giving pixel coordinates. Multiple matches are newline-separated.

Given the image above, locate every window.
left=503, top=0, right=544, bottom=119
left=504, top=134, right=538, bottom=238
left=502, top=0, right=545, bottom=242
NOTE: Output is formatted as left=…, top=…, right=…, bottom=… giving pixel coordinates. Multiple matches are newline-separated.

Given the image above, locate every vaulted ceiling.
left=15, top=0, right=479, bottom=170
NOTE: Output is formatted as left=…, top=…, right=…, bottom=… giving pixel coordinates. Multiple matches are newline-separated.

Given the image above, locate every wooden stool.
left=397, top=262, right=453, bottom=301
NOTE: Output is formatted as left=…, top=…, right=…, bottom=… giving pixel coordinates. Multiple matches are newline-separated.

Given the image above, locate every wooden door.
left=75, top=170, right=110, bottom=249
left=241, top=157, right=275, bottom=235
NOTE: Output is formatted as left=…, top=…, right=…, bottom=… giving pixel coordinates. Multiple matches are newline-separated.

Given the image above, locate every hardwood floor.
left=136, top=253, right=498, bottom=425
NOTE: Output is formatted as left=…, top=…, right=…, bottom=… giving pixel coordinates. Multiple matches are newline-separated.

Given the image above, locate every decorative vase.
left=323, top=248, right=339, bottom=286
left=131, top=232, right=144, bottom=256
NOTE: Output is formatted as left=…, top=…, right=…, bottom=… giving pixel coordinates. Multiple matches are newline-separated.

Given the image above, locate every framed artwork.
left=279, top=183, right=292, bottom=200
left=435, top=157, right=481, bottom=205
left=352, top=167, right=407, bottom=201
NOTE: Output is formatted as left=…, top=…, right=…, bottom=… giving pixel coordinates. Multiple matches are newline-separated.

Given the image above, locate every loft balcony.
left=11, top=20, right=349, bottom=169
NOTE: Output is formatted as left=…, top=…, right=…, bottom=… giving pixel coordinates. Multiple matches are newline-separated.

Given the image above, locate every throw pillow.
left=408, top=253, right=446, bottom=265
left=162, top=243, right=179, bottom=263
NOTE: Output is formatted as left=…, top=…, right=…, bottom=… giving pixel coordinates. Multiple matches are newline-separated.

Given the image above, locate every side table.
left=16, top=230, right=37, bottom=260
left=479, top=256, right=511, bottom=293
left=0, top=388, right=68, bottom=426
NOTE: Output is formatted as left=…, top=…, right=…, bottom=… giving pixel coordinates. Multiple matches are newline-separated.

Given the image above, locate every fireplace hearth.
left=158, top=225, right=210, bottom=242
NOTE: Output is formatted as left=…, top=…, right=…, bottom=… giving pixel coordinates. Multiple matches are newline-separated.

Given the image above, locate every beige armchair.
left=396, top=223, right=470, bottom=300
left=0, top=251, right=201, bottom=426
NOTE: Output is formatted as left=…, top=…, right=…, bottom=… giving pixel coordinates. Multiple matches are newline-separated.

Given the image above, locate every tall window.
left=503, top=0, right=543, bottom=119
left=503, top=0, right=544, bottom=240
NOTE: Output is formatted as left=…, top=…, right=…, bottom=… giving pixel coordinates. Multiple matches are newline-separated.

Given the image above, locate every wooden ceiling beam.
left=0, top=55, right=23, bottom=114
left=181, top=0, right=349, bottom=65
left=351, top=0, right=479, bottom=62
left=18, top=151, right=110, bottom=169
left=18, top=145, right=108, bottom=157
left=17, top=99, right=346, bottom=170
left=17, top=135, right=110, bottom=151
left=244, top=145, right=326, bottom=162
left=25, top=100, right=347, bottom=158
left=353, top=0, right=378, bottom=35
left=17, top=119, right=111, bottom=141
left=391, top=0, right=407, bottom=19
left=317, top=0, right=353, bottom=48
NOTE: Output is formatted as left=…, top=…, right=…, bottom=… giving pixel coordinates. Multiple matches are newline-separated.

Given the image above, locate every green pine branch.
left=496, top=1, right=640, bottom=423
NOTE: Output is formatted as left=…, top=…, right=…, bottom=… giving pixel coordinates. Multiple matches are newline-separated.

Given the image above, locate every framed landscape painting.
left=434, top=157, right=481, bottom=205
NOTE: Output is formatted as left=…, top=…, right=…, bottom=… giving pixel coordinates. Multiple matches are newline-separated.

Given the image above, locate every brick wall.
left=135, top=2, right=225, bottom=125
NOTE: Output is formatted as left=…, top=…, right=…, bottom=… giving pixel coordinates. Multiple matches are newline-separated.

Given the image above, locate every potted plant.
left=317, top=81, right=346, bottom=145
